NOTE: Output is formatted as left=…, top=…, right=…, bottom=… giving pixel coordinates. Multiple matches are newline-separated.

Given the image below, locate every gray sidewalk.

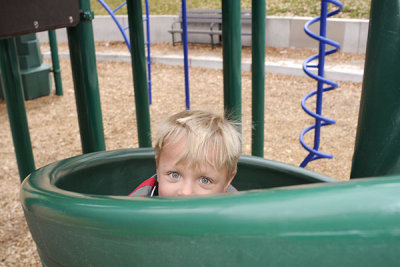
left=43, top=50, right=364, bottom=83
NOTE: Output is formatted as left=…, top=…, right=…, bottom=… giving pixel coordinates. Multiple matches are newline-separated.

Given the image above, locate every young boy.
left=129, top=110, right=242, bottom=197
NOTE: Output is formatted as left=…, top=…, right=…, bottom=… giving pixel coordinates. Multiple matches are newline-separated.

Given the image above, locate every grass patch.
left=90, top=0, right=370, bottom=19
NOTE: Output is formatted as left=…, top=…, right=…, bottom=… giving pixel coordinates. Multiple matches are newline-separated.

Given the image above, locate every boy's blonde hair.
left=154, top=110, right=242, bottom=177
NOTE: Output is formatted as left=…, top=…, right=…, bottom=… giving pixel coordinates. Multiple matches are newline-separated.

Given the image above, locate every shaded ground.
left=1, top=42, right=363, bottom=265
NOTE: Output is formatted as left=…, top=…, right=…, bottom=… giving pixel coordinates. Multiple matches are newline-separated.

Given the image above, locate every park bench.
left=168, top=9, right=252, bottom=49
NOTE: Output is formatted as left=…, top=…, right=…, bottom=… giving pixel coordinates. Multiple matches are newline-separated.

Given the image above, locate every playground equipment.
left=21, top=149, right=400, bottom=265
left=0, top=0, right=399, bottom=265
left=300, top=0, right=343, bottom=167
left=0, top=34, right=52, bottom=100
left=181, top=0, right=190, bottom=109
left=350, top=0, right=400, bottom=178
left=97, top=0, right=153, bottom=104
left=48, top=30, right=63, bottom=96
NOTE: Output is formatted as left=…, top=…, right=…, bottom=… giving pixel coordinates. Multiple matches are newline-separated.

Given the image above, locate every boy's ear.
left=225, top=169, right=237, bottom=190
left=155, top=154, right=159, bottom=167
left=154, top=156, right=159, bottom=181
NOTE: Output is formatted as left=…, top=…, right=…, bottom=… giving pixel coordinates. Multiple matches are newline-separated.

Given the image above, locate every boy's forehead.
left=161, top=136, right=187, bottom=152
left=161, top=138, right=223, bottom=169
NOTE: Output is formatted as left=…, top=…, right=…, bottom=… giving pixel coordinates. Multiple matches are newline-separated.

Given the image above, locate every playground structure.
left=0, top=34, right=53, bottom=100
left=300, top=0, right=343, bottom=167
left=0, top=0, right=399, bottom=266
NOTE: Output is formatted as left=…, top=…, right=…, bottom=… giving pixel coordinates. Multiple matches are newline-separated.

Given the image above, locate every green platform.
left=0, top=34, right=51, bottom=100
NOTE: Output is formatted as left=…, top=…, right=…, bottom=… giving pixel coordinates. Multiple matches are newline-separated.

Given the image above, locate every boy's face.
left=156, top=138, right=236, bottom=197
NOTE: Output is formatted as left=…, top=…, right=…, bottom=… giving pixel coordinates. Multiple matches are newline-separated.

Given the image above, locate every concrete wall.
left=37, top=15, right=369, bottom=54
left=267, top=17, right=368, bottom=53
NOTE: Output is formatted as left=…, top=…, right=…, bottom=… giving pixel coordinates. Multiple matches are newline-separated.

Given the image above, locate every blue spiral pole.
left=144, top=0, right=152, bottom=104
left=300, top=0, right=343, bottom=168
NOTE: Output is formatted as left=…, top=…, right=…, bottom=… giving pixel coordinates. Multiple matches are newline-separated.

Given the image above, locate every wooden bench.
left=168, top=9, right=252, bottom=49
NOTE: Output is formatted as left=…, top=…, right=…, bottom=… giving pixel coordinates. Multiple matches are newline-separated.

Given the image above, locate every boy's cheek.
left=157, top=179, right=175, bottom=197
left=158, top=187, right=175, bottom=197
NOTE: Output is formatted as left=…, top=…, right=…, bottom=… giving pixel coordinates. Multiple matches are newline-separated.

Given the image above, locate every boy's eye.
left=169, top=172, right=180, bottom=179
left=200, top=177, right=211, bottom=185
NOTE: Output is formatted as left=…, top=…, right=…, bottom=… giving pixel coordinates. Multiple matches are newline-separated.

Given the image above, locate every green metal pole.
left=67, top=0, right=106, bottom=153
left=222, top=0, right=242, bottom=126
left=350, top=0, right=400, bottom=178
left=126, top=0, right=152, bottom=147
left=48, top=30, right=63, bottom=96
left=251, top=0, right=266, bottom=157
left=0, top=38, right=35, bottom=182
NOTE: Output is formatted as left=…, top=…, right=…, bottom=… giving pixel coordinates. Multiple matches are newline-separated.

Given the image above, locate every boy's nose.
left=178, top=180, right=193, bottom=196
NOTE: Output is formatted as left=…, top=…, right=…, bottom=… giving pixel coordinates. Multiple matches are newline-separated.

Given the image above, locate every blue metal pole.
left=313, top=0, right=328, bottom=153
left=181, top=0, right=190, bottom=109
left=145, top=0, right=152, bottom=105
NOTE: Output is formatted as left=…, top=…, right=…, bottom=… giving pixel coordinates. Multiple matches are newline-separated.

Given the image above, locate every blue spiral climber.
left=300, top=0, right=343, bottom=168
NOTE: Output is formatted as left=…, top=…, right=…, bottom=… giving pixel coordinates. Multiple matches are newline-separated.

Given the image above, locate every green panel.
left=20, top=63, right=52, bottom=100
left=16, top=43, right=42, bottom=68
left=17, top=34, right=37, bottom=42
left=21, top=149, right=400, bottom=266
left=351, top=0, right=400, bottom=178
left=15, top=35, right=42, bottom=69
left=0, top=34, right=52, bottom=100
